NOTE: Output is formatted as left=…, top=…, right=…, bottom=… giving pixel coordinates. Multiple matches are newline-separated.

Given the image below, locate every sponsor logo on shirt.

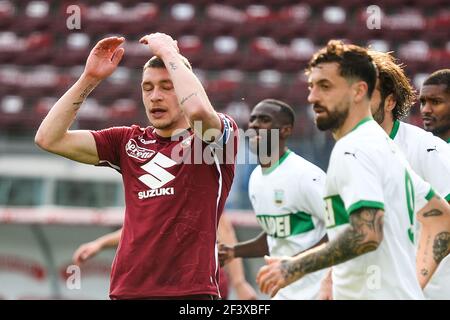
left=138, top=187, right=175, bottom=199
left=126, top=139, right=156, bottom=161
left=257, top=215, right=291, bottom=237
left=137, top=153, right=177, bottom=200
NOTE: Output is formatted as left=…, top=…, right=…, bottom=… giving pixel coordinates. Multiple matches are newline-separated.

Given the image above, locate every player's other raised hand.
left=83, top=36, right=125, bottom=81
left=139, top=32, right=179, bottom=57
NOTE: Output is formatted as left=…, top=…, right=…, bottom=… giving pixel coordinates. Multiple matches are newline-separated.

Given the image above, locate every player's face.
left=247, top=103, right=280, bottom=156
left=370, top=79, right=386, bottom=125
left=141, top=67, right=186, bottom=131
left=307, top=62, right=351, bottom=131
left=420, top=84, right=450, bottom=137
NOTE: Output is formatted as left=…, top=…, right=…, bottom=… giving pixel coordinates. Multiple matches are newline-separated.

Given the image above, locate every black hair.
left=306, top=40, right=377, bottom=99
left=260, top=98, right=295, bottom=126
left=423, top=69, right=450, bottom=94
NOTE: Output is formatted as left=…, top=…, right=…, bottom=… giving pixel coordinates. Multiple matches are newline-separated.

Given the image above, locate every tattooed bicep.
left=417, top=195, right=450, bottom=223
left=349, top=207, right=384, bottom=235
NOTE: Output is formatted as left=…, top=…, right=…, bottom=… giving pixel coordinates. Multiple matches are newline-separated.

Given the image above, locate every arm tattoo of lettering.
left=422, top=209, right=443, bottom=218
left=180, top=92, right=198, bottom=105
left=433, top=232, right=450, bottom=263
left=168, top=62, right=177, bottom=70
left=72, top=84, right=96, bottom=109
left=283, top=208, right=383, bottom=280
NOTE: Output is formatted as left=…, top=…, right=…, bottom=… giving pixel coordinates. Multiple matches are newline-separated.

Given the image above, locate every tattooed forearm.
left=433, top=232, right=450, bottom=263
left=72, top=101, right=83, bottom=108
left=80, top=84, right=95, bottom=99
left=168, top=62, right=177, bottom=70
left=72, top=84, right=96, bottom=109
left=283, top=208, right=383, bottom=280
left=180, top=92, right=198, bottom=105
left=422, top=209, right=443, bottom=218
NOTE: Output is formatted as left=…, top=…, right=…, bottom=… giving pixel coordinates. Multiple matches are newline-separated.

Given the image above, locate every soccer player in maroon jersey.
left=72, top=214, right=258, bottom=300
left=35, top=33, right=238, bottom=299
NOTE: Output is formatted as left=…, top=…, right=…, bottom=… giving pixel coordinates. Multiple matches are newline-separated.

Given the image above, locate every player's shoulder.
left=216, top=112, right=238, bottom=129
left=398, top=121, right=431, bottom=141
left=333, top=121, right=386, bottom=164
left=286, top=151, right=325, bottom=177
left=340, top=119, right=379, bottom=145
left=249, top=165, right=262, bottom=184
left=93, top=125, right=138, bottom=138
left=400, top=122, right=449, bottom=152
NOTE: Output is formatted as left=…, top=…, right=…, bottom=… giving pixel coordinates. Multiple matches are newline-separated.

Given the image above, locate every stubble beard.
left=315, top=103, right=350, bottom=132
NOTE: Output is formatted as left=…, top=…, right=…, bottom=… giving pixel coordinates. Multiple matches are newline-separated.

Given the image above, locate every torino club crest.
left=125, top=139, right=156, bottom=162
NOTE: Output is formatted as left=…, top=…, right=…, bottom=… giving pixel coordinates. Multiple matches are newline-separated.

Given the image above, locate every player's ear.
left=385, top=93, right=396, bottom=112
left=280, top=125, right=292, bottom=139
left=353, top=81, right=369, bottom=103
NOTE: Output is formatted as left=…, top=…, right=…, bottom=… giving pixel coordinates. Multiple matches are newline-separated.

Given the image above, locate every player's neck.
left=259, top=145, right=288, bottom=169
left=154, top=118, right=191, bottom=138
left=439, top=130, right=450, bottom=143
left=333, top=105, right=372, bottom=140
left=380, top=113, right=395, bottom=137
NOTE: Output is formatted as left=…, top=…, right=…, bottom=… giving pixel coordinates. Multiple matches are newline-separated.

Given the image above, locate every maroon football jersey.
left=91, top=114, right=238, bottom=299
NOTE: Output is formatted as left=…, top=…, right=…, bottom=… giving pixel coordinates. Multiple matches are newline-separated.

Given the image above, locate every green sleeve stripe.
left=425, top=188, right=436, bottom=201
left=347, top=200, right=385, bottom=215
left=445, top=194, right=450, bottom=202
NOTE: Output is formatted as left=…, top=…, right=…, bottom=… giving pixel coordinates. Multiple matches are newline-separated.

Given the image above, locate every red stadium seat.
left=0, top=0, right=15, bottom=29
left=205, top=70, right=243, bottom=106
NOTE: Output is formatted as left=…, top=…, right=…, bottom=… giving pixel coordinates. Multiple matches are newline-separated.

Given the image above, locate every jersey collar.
left=350, top=116, right=373, bottom=133
left=389, top=120, right=401, bottom=140
left=153, top=127, right=192, bottom=141
left=262, top=149, right=292, bottom=175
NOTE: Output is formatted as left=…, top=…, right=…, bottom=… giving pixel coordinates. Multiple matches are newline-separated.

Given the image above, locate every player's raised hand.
left=72, top=240, right=103, bottom=266
left=83, top=36, right=125, bottom=81
left=256, top=255, right=297, bottom=298
left=139, top=32, right=179, bottom=57
left=218, top=243, right=235, bottom=267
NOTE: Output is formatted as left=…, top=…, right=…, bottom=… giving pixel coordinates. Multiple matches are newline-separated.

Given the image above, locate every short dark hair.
left=423, top=69, right=450, bottom=94
left=143, top=55, right=192, bottom=71
left=369, top=50, right=416, bottom=120
left=306, top=40, right=377, bottom=98
left=260, top=98, right=295, bottom=126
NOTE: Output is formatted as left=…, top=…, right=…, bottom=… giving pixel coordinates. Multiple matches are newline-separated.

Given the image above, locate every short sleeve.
left=207, top=113, right=239, bottom=166
left=208, top=113, right=238, bottom=148
left=417, top=134, right=450, bottom=201
left=334, top=145, right=385, bottom=215
left=408, top=167, right=434, bottom=212
left=90, top=126, right=130, bottom=171
left=299, top=170, right=327, bottom=221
